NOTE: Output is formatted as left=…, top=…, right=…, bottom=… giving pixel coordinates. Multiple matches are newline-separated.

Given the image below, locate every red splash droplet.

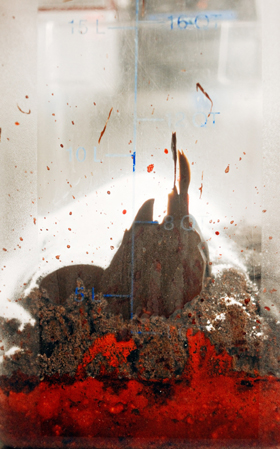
left=122, top=210, right=127, bottom=215
left=215, top=231, right=220, bottom=235
left=147, top=164, right=154, bottom=173
left=15, top=122, right=20, bottom=126
left=164, top=149, right=168, bottom=154
left=264, top=306, right=270, bottom=311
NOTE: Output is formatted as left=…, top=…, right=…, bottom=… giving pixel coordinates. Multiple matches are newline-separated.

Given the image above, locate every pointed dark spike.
left=171, top=132, right=177, bottom=190
left=133, top=198, right=154, bottom=223
left=167, top=186, right=179, bottom=217
left=178, top=150, right=191, bottom=199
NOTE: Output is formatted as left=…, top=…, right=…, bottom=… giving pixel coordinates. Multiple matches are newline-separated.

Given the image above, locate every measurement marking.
left=138, top=20, right=166, bottom=24
left=93, top=146, right=102, bottom=162
left=130, top=0, right=139, bottom=321
left=103, top=294, right=130, bottom=298
left=135, top=221, right=158, bottom=224
left=105, top=153, right=131, bottom=157
left=96, top=19, right=105, bottom=34
left=138, top=117, right=164, bottom=122
left=132, top=151, right=136, bottom=172
left=108, top=26, right=135, bottom=30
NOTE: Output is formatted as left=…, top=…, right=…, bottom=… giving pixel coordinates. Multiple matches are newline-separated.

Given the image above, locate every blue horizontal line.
left=138, top=20, right=166, bottom=24
left=135, top=220, right=159, bottom=224
left=103, top=294, right=130, bottom=298
left=108, top=26, right=135, bottom=30
left=105, top=153, right=131, bottom=157
left=138, top=118, right=164, bottom=122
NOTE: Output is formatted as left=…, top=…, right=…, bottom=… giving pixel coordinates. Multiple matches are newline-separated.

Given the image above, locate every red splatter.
left=262, top=210, right=267, bottom=213
left=107, top=191, right=111, bottom=195
left=225, top=165, right=230, bottom=173
left=19, top=237, right=23, bottom=241
left=164, top=149, right=168, bottom=154
left=264, top=306, right=270, bottom=311
left=122, top=210, right=127, bottom=215
left=55, top=255, right=60, bottom=260
left=71, top=121, right=74, bottom=125
left=198, top=184, right=203, bottom=199
left=60, top=144, right=63, bottom=148
left=2, top=330, right=280, bottom=446
left=270, top=289, right=277, bottom=293
left=69, top=212, right=72, bottom=215
left=98, top=107, right=113, bottom=144
left=147, top=164, right=154, bottom=173
left=33, top=218, right=36, bottom=225
left=67, top=245, right=70, bottom=249
left=15, top=122, right=20, bottom=126
left=47, top=166, right=50, bottom=170
left=215, top=231, right=220, bottom=235
left=269, top=236, right=273, bottom=240
left=2, top=248, right=7, bottom=252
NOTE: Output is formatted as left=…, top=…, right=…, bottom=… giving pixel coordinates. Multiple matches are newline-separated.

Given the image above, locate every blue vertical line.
left=130, top=0, right=139, bottom=321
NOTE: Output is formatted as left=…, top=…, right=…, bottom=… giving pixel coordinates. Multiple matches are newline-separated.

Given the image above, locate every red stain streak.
left=196, top=82, right=213, bottom=117
left=17, top=105, right=31, bottom=114
left=98, top=107, right=113, bottom=144
left=1, top=330, right=280, bottom=445
left=147, top=164, right=154, bottom=173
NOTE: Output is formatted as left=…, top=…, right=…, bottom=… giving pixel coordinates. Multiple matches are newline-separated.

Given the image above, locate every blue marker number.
left=69, top=19, right=88, bottom=34
left=177, top=16, right=189, bottom=29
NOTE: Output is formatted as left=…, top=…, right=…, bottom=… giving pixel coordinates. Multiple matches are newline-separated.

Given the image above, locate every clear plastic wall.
left=1, top=0, right=280, bottom=447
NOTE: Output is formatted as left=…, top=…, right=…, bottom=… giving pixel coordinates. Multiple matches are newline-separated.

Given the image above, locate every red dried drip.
left=0, top=331, right=280, bottom=447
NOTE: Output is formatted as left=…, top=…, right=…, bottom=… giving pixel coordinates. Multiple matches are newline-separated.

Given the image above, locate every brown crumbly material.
left=1, top=268, right=280, bottom=392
